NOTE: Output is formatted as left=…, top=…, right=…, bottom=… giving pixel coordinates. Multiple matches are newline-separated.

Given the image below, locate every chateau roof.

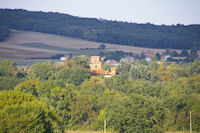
left=90, top=68, right=110, bottom=75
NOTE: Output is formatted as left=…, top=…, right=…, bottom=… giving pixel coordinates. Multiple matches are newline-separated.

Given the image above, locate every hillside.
left=0, top=9, right=200, bottom=49
left=0, top=30, right=171, bottom=59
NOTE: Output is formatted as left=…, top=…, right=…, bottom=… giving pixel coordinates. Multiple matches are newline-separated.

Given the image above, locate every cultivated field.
left=0, top=29, right=196, bottom=65
left=0, top=30, right=170, bottom=57
left=0, top=30, right=168, bottom=52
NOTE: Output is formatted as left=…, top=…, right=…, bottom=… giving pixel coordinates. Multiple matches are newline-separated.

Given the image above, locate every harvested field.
left=0, top=29, right=197, bottom=60
left=0, top=47, right=44, bottom=59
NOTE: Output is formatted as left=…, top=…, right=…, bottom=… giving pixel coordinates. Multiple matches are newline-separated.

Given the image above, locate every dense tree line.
left=0, top=56, right=200, bottom=132
left=0, top=9, right=200, bottom=49
left=0, top=25, right=10, bottom=41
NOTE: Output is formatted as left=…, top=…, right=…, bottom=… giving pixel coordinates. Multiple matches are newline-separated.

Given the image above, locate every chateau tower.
left=90, top=56, right=116, bottom=77
left=90, top=56, right=102, bottom=70
left=110, top=67, right=116, bottom=76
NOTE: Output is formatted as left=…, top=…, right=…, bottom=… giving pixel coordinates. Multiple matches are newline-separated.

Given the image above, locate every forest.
left=0, top=25, right=10, bottom=41
left=0, top=9, right=200, bottom=49
left=0, top=56, right=200, bottom=133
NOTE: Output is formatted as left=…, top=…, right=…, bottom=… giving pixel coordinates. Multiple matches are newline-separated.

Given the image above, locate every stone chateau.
left=90, top=56, right=116, bottom=77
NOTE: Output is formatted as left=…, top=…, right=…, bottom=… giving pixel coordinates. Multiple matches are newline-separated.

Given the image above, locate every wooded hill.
left=0, top=9, right=200, bottom=49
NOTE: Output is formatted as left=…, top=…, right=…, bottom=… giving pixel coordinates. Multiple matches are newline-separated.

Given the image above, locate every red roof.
left=90, top=68, right=110, bottom=75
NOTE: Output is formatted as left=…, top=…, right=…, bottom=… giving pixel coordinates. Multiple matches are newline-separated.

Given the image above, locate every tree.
left=63, top=56, right=74, bottom=68
left=0, top=26, right=10, bottom=41
left=69, top=53, right=73, bottom=59
left=106, top=95, right=167, bottom=133
left=105, top=50, right=127, bottom=61
left=50, top=87, right=77, bottom=128
left=181, top=50, right=189, bottom=56
left=0, top=90, right=36, bottom=108
left=130, top=61, right=148, bottom=80
left=68, top=96, right=97, bottom=129
left=103, top=76, right=124, bottom=91
left=140, top=51, right=146, bottom=59
left=0, top=101, right=62, bottom=133
left=56, top=66, right=91, bottom=85
left=14, top=80, right=41, bottom=96
left=167, top=63, right=186, bottom=80
left=99, top=44, right=106, bottom=49
left=187, top=59, right=200, bottom=76
left=156, top=52, right=161, bottom=60
left=80, top=76, right=104, bottom=96
left=158, top=60, right=169, bottom=81
left=147, top=61, right=159, bottom=82
left=0, top=90, right=62, bottom=132
left=192, top=41, right=200, bottom=50
left=0, top=76, right=24, bottom=90
left=37, top=81, right=57, bottom=100
left=190, top=49, right=198, bottom=60
left=163, top=49, right=171, bottom=55
left=95, top=109, right=106, bottom=130
left=28, top=62, right=55, bottom=80
left=0, top=60, right=24, bottom=90
left=171, top=51, right=178, bottom=57
left=186, top=94, right=200, bottom=131
left=0, top=60, right=17, bottom=77
left=72, top=55, right=90, bottom=68
left=117, top=59, right=131, bottom=80
left=15, top=68, right=27, bottom=78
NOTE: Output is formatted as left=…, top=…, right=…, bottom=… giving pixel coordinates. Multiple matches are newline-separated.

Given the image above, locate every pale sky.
left=0, top=0, right=200, bottom=25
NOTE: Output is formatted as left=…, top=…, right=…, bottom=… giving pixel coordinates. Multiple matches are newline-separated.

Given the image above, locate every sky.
left=0, top=0, right=200, bottom=25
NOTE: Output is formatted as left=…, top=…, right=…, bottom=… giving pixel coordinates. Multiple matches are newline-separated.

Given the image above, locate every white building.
left=60, top=56, right=67, bottom=61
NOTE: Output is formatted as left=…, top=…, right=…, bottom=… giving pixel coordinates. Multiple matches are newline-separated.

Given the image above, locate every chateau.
left=90, top=56, right=116, bottom=77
